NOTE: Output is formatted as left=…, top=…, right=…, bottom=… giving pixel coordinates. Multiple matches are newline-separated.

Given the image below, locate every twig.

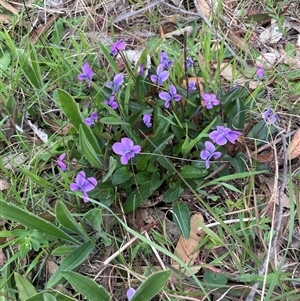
left=197, top=217, right=257, bottom=231
left=112, top=0, right=163, bottom=24
left=248, top=129, right=297, bottom=157
left=93, top=233, right=142, bottom=281
left=162, top=2, right=246, bottom=67
left=245, top=131, right=288, bottom=301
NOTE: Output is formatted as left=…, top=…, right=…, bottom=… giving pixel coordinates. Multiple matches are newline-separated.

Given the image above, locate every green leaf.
left=203, top=271, right=228, bottom=285
left=84, top=208, right=103, bottom=233
left=136, top=154, right=150, bottom=171
left=25, top=292, right=76, bottom=301
left=180, top=165, right=208, bottom=179
left=56, top=89, right=103, bottom=166
left=286, top=70, right=300, bottom=81
left=223, top=87, right=248, bottom=114
left=123, top=181, right=151, bottom=213
left=226, top=153, right=245, bottom=173
left=163, top=185, right=183, bottom=203
left=0, top=51, right=11, bottom=72
left=112, top=166, right=133, bottom=185
left=61, top=271, right=110, bottom=301
left=123, top=176, right=164, bottom=213
left=172, top=202, right=190, bottom=239
left=55, top=201, right=88, bottom=239
left=79, top=125, right=102, bottom=168
left=0, top=199, right=78, bottom=244
left=285, top=42, right=296, bottom=58
left=19, top=166, right=54, bottom=188
left=148, top=133, right=174, bottom=154
left=244, top=13, right=272, bottom=22
left=157, top=156, right=175, bottom=174
left=247, top=119, right=277, bottom=143
left=52, top=245, right=77, bottom=256
left=130, top=270, right=171, bottom=301
left=123, top=76, right=131, bottom=116
left=14, top=273, right=37, bottom=301
left=226, top=97, right=245, bottom=130
left=56, top=89, right=82, bottom=131
left=99, top=116, right=129, bottom=125
left=43, top=293, right=57, bottom=301
left=201, top=171, right=266, bottom=189
left=135, top=73, right=146, bottom=101
left=17, top=46, right=43, bottom=89
left=221, top=182, right=242, bottom=193
left=46, top=241, right=95, bottom=288
left=102, top=156, right=117, bottom=182
left=98, top=43, right=119, bottom=74
left=182, top=118, right=216, bottom=157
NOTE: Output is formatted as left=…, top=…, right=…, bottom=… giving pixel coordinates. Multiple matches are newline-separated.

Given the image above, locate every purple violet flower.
left=137, top=62, right=145, bottom=76
left=188, top=81, right=197, bottom=92
left=150, top=64, right=169, bottom=86
left=256, top=66, right=265, bottom=78
left=186, top=57, right=194, bottom=68
left=262, top=109, right=278, bottom=125
left=159, top=84, right=181, bottom=108
left=200, top=141, right=222, bottom=169
left=106, top=73, right=124, bottom=92
left=209, top=126, right=241, bottom=146
left=112, top=138, right=141, bottom=165
left=70, top=171, right=97, bottom=203
left=104, top=96, right=118, bottom=110
left=57, top=153, right=67, bottom=171
left=127, top=288, right=136, bottom=300
left=84, top=111, right=98, bottom=126
left=202, top=93, right=220, bottom=109
left=78, top=62, right=93, bottom=87
left=160, top=51, right=174, bottom=69
left=143, top=113, right=152, bottom=127
left=110, top=39, right=126, bottom=56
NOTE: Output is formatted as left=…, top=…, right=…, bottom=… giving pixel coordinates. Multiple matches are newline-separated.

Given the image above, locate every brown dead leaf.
left=165, top=26, right=194, bottom=38
left=279, top=48, right=300, bottom=70
left=156, top=210, right=181, bottom=241
left=43, top=116, right=72, bottom=135
left=255, top=149, right=274, bottom=163
left=46, top=260, right=58, bottom=276
left=30, top=14, right=59, bottom=44
left=289, top=128, right=300, bottom=159
left=0, top=13, right=11, bottom=24
left=0, top=0, right=19, bottom=15
left=0, top=249, right=6, bottom=266
left=0, top=178, right=10, bottom=191
left=227, top=31, right=249, bottom=52
left=3, top=153, right=26, bottom=170
left=259, top=20, right=283, bottom=44
left=259, top=175, right=296, bottom=208
left=256, top=50, right=280, bottom=70
left=214, top=62, right=261, bottom=89
left=197, top=0, right=213, bottom=18
left=140, top=265, right=201, bottom=281
left=181, top=77, right=204, bottom=93
left=172, top=214, right=204, bottom=266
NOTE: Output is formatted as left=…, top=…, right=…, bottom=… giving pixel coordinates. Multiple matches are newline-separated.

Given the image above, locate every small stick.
left=245, top=131, right=288, bottom=301
left=93, top=233, right=143, bottom=281
left=163, top=2, right=247, bottom=67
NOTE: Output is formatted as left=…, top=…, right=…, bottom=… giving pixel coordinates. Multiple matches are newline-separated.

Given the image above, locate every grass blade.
left=0, top=199, right=78, bottom=244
